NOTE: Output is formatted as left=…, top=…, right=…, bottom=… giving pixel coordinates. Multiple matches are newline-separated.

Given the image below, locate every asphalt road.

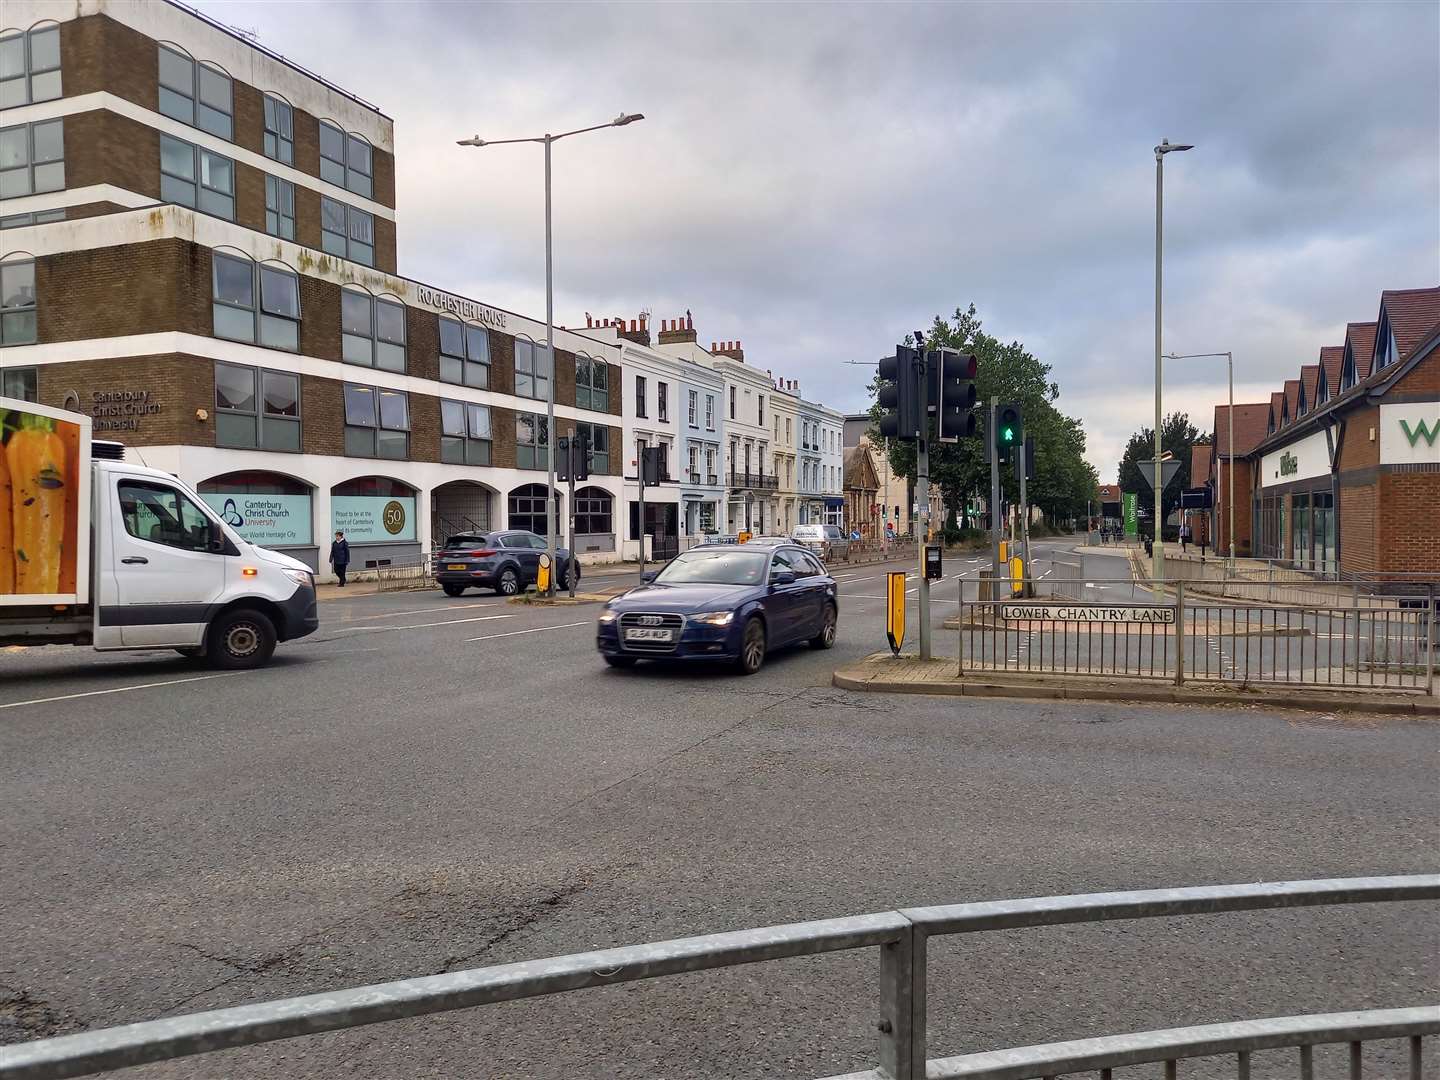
left=2, top=538, right=1436, bottom=1079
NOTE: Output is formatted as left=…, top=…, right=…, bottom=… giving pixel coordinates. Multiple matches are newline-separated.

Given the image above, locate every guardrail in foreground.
left=3, top=876, right=1436, bottom=1080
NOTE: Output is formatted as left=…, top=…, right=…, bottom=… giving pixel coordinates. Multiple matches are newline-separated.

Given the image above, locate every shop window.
left=160, top=135, right=234, bottom=220
left=321, top=196, right=374, bottom=266
left=262, top=94, right=294, bottom=165
left=341, top=288, right=406, bottom=372
left=199, top=472, right=312, bottom=547
left=514, top=339, right=551, bottom=400
left=264, top=175, right=295, bottom=240
left=508, top=483, right=557, bottom=535
left=441, top=399, right=492, bottom=466
left=2, top=366, right=37, bottom=400
left=212, top=253, right=300, bottom=351
left=214, top=361, right=300, bottom=452
left=0, top=258, right=36, bottom=345
left=439, top=316, right=489, bottom=388
left=574, top=422, right=609, bottom=475
left=0, top=119, right=63, bottom=198
left=573, top=486, right=613, bottom=535
left=575, top=356, right=607, bottom=411
left=158, top=46, right=232, bottom=140
left=515, top=411, right=550, bottom=470
left=344, top=383, right=408, bottom=459
left=0, top=23, right=61, bottom=107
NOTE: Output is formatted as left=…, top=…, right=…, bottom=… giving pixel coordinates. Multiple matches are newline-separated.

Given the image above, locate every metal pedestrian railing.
left=3, top=877, right=1436, bottom=1080
left=956, top=578, right=1436, bottom=693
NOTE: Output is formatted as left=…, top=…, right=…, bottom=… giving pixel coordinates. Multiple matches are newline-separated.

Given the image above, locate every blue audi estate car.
left=596, top=541, right=838, bottom=674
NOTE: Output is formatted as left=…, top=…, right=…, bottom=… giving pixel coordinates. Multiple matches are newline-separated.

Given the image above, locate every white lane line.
left=333, top=614, right=514, bottom=633
left=341, top=602, right=500, bottom=622
left=0, top=671, right=249, bottom=711
left=467, top=621, right=590, bottom=642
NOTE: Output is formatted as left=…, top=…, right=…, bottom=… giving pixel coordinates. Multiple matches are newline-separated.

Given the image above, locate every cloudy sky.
left=199, top=0, right=1439, bottom=477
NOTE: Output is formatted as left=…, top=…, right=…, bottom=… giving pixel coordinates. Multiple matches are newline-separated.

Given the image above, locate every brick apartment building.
left=1196, top=287, right=1439, bottom=576
left=1, top=0, right=627, bottom=573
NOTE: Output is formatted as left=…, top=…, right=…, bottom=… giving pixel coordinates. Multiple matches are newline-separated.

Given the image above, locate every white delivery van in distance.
left=0, top=399, right=317, bottom=668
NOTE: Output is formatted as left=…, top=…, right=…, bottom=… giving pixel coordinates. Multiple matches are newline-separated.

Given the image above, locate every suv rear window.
left=444, top=535, right=489, bottom=549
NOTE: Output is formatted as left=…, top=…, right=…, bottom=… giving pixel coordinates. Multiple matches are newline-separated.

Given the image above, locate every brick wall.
left=1392, top=349, right=1438, bottom=395
left=1216, top=459, right=1254, bottom=556
left=1338, top=405, right=1381, bottom=472
left=36, top=353, right=212, bottom=446
left=36, top=238, right=209, bottom=342
left=372, top=215, right=397, bottom=274
left=1339, top=483, right=1377, bottom=575
left=1379, top=473, right=1440, bottom=574
left=64, top=109, right=161, bottom=198
left=299, top=375, right=343, bottom=457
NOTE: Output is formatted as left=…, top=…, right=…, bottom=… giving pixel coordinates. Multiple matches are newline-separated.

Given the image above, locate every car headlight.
left=282, top=567, right=313, bottom=587
left=691, top=610, right=735, bottom=626
left=598, top=608, right=617, bottom=623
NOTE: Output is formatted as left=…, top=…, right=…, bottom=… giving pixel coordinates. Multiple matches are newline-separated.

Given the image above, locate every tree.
left=867, top=304, right=1100, bottom=531
left=1116, top=411, right=1205, bottom=524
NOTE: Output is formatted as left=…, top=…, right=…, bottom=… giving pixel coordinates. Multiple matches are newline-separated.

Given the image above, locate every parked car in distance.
left=596, top=540, right=837, bottom=675
left=434, top=531, right=580, bottom=596
left=791, top=523, right=850, bottom=561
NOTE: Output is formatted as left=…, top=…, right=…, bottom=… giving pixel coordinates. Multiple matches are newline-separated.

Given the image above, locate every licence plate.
left=447, top=563, right=468, bottom=570
left=624, top=627, right=674, bottom=642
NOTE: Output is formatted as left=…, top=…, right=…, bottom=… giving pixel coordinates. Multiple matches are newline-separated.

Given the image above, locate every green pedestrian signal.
left=995, top=403, right=1023, bottom=460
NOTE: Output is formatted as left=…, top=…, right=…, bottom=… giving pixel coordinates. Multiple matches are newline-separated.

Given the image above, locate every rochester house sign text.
left=413, top=285, right=507, bottom=329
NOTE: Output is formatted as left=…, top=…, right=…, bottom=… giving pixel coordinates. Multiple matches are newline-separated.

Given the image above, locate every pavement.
left=2, top=537, right=1436, bottom=1078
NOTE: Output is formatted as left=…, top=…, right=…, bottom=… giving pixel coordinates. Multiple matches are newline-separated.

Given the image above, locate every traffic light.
left=935, top=349, right=978, bottom=442
left=877, top=345, right=923, bottom=441
left=557, top=434, right=589, bottom=483
left=995, top=402, right=1023, bottom=462
left=557, top=436, right=571, bottom=482
left=641, top=445, right=666, bottom=486
left=1023, top=435, right=1035, bottom=482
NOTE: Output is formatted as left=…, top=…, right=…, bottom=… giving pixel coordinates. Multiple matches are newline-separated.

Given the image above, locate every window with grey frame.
left=0, top=208, right=64, bottom=229
left=213, top=361, right=300, bottom=452
left=0, top=118, right=62, bottom=199
left=0, top=258, right=37, bottom=345
left=342, top=289, right=406, bottom=372
left=321, top=196, right=374, bottom=266
left=262, top=94, right=294, bottom=164
left=1, top=366, right=37, bottom=401
left=573, top=486, right=613, bottom=536
left=514, top=339, right=551, bottom=400
left=439, top=316, right=490, bottom=388
left=263, top=175, right=295, bottom=240
left=687, top=389, right=698, bottom=427
left=634, top=374, right=646, bottom=418
left=160, top=135, right=234, bottom=220
left=705, top=394, right=715, bottom=430
left=575, top=356, right=607, bottom=411
left=657, top=381, right=669, bottom=423
left=441, top=399, right=492, bottom=466
left=344, top=384, right=408, bottom=459
left=515, top=411, right=550, bottom=470
left=158, top=46, right=232, bottom=140
left=0, top=24, right=60, bottom=107
left=211, top=253, right=301, bottom=351
left=574, top=421, right=609, bottom=475
left=319, top=120, right=373, bottom=198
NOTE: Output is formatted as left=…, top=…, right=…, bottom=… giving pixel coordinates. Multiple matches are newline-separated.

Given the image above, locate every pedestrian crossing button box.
left=924, top=544, right=943, bottom=580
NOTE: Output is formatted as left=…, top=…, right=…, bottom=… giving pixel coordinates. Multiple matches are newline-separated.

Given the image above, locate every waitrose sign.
left=1380, top=402, right=1440, bottom=466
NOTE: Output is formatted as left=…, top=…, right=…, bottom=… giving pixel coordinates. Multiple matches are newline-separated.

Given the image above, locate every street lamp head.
left=456, top=135, right=485, bottom=147
left=612, top=112, right=645, bottom=126
left=1155, top=138, right=1194, bottom=157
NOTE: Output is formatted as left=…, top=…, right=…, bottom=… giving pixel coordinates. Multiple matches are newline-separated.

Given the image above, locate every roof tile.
left=1213, top=403, right=1272, bottom=457
left=1345, top=322, right=1378, bottom=381
left=1380, top=287, right=1440, bottom=362
left=1319, top=345, right=1344, bottom=398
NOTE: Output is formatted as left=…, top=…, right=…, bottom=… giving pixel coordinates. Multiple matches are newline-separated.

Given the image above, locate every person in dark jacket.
left=329, top=531, right=350, bottom=586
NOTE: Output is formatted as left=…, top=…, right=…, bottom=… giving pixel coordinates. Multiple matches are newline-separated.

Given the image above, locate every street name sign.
left=1000, top=603, right=1175, bottom=624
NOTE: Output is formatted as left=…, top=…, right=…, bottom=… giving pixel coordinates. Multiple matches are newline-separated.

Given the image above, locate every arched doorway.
left=432, top=480, right=495, bottom=544
left=507, top=483, right=561, bottom=536
left=198, top=471, right=316, bottom=568
left=572, top=486, right=615, bottom=554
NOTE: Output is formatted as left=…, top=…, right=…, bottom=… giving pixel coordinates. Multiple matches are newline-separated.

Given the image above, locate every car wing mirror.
left=771, top=570, right=797, bottom=586
left=640, top=570, right=658, bottom=583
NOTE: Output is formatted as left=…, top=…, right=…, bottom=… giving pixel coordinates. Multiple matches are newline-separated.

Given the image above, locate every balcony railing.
left=729, top=470, right=778, bottom=491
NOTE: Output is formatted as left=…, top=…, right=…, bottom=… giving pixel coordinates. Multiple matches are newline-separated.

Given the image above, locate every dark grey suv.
left=434, top=531, right=579, bottom=596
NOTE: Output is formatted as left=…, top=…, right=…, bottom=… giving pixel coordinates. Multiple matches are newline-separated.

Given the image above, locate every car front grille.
left=617, top=612, right=686, bottom=654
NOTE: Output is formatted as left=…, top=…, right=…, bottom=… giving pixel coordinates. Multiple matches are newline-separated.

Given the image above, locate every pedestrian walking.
left=329, top=530, right=350, bottom=587
left=1179, top=520, right=1191, bottom=553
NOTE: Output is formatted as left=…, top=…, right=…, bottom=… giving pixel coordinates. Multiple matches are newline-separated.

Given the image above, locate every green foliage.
left=1116, top=412, right=1205, bottom=522
left=866, top=304, right=1100, bottom=526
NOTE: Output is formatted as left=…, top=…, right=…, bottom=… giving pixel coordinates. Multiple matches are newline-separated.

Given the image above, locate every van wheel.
left=207, top=609, right=277, bottom=670
left=442, top=584, right=466, bottom=597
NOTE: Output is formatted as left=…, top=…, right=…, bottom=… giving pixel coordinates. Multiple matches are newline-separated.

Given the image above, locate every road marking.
left=466, top=621, right=590, bottom=642
left=340, top=602, right=501, bottom=622
left=0, top=672, right=248, bottom=711
left=333, top=614, right=515, bottom=633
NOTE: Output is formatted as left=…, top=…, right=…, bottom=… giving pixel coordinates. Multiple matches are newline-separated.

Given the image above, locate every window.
left=263, top=94, right=293, bottom=164
left=160, top=135, right=234, bottom=220
left=214, top=361, right=300, bottom=451
left=634, top=374, right=647, bottom=417
left=347, top=134, right=372, bottom=198
left=688, top=444, right=699, bottom=482
left=508, top=484, right=557, bottom=535
left=705, top=394, right=715, bottom=430
left=319, top=121, right=373, bottom=197
left=118, top=480, right=215, bottom=552
left=785, top=417, right=791, bottom=444
left=574, top=421, right=609, bottom=475
left=729, top=385, right=736, bottom=419
left=158, top=47, right=232, bottom=140
left=1, top=24, right=61, bottom=107
left=212, top=253, right=300, bottom=351
left=705, top=446, right=716, bottom=482
left=2, top=367, right=37, bottom=400
left=344, top=384, right=408, bottom=459
left=687, top=389, right=698, bottom=427
left=514, top=339, right=551, bottom=400
left=321, top=197, right=374, bottom=266
left=0, top=119, right=63, bottom=198
left=0, top=258, right=36, bottom=344
left=441, top=399, right=492, bottom=466
left=1, top=209, right=64, bottom=229
left=576, top=356, right=607, bottom=411
left=438, top=316, right=490, bottom=388
left=264, top=175, right=295, bottom=240
left=319, top=121, right=347, bottom=186
left=340, top=289, right=406, bottom=372
left=658, top=381, right=669, bottom=423
left=574, top=487, right=613, bottom=536
left=515, top=411, right=550, bottom=470
left=758, top=394, right=765, bottom=426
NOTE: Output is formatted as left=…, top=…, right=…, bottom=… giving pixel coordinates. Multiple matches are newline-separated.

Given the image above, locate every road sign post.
left=886, top=571, right=906, bottom=655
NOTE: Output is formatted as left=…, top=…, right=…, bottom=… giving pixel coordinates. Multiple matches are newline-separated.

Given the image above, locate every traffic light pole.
left=567, top=443, right=577, bottom=599
left=915, top=352, right=932, bottom=661
left=989, top=396, right=1002, bottom=580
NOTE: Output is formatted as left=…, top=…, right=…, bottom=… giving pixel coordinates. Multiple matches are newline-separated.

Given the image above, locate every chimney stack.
left=616, top=312, right=651, bottom=347
left=712, top=339, right=745, bottom=362
left=658, top=312, right=698, bottom=346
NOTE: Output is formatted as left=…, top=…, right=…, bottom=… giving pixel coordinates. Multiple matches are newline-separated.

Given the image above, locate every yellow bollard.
left=537, top=553, right=551, bottom=594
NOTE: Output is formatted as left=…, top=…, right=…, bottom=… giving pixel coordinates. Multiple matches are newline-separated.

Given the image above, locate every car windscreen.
left=654, top=549, right=770, bottom=586
left=444, top=536, right=490, bottom=550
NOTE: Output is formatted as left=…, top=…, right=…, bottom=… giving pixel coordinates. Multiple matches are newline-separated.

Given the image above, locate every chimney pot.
left=736, top=339, right=742, bottom=350
left=686, top=315, right=694, bottom=330
left=711, top=341, right=718, bottom=351
left=586, top=314, right=592, bottom=328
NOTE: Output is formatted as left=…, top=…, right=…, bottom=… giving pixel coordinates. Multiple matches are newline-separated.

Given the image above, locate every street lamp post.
left=459, top=112, right=644, bottom=594
left=1164, top=350, right=1233, bottom=574
left=1152, top=137, right=1193, bottom=585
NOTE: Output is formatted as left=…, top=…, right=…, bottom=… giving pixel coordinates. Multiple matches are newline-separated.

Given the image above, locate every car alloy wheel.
left=737, top=618, right=766, bottom=675
left=498, top=569, right=519, bottom=596
left=811, top=604, right=837, bottom=649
